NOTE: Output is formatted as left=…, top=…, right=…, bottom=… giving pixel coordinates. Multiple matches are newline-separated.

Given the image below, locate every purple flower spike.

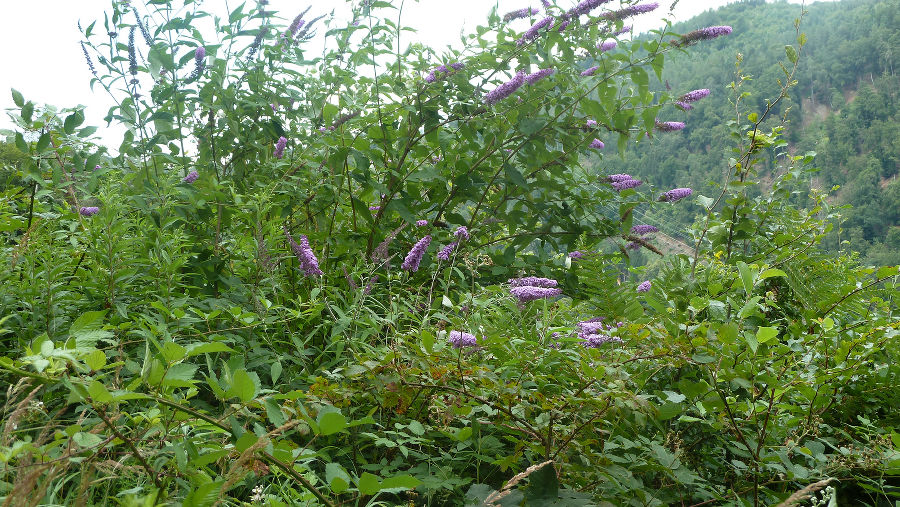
left=94, top=164, right=101, bottom=170
left=79, top=206, right=100, bottom=217
left=557, top=20, right=571, bottom=32
left=602, top=2, right=659, bottom=22
left=626, top=241, right=641, bottom=250
left=598, top=41, right=616, bottom=52
left=674, top=101, right=693, bottom=111
left=580, top=65, right=600, bottom=77
left=517, top=16, right=554, bottom=45
left=183, top=170, right=199, bottom=183
left=631, top=224, right=658, bottom=235
left=585, top=119, right=598, bottom=128
left=678, top=25, right=733, bottom=46
left=285, top=227, right=323, bottom=276
left=655, top=120, right=686, bottom=132
left=637, top=280, right=652, bottom=292
left=660, top=187, right=693, bottom=202
left=195, top=46, right=206, bottom=61
left=454, top=226, right=470, bottom=240
left=511, top=285, right=563, bottom=302
left=448, top=330, right=478, bottom=348
left=484, top=71, right=526, bottom=105
left=571, top=0, right=614, bottom=17
left=589, top=139, right=605, bottom=149
left=503, top=7, right=540, bottom=22
left=438, top=241, right=458, bottom=261
left=274, top=136, right=288, bottom=159
left=581, top=333, right=622, bottom=348
left=401, top=235, right=431, bottom=272
left=610, top=25, right=631, bottom=36
left=612, top=178, right=642, bottom=191
left=569, top=251, right=585, bottom=260
left=606, top=173, right=634, bottom=182
left=369, top=205, right=381, bottom=211
left=681, top=88, right=710, bottom=102
left=509, top=276, right=558, bottom=288
left=424, top=62, right=464, bottom=83
left=525, top=68, right=555, bottom=84
left=415, top=219, right=428, bottom=227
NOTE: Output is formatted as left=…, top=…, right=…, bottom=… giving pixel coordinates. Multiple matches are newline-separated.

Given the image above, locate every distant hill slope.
left=599, top=0, right=900, bottom=265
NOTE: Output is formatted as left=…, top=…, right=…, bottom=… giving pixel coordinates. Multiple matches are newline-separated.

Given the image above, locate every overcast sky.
left=0, top=0, right=817, bottom=147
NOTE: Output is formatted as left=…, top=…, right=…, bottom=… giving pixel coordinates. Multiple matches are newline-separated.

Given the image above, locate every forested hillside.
left=602, top=0, right=900, bottom=265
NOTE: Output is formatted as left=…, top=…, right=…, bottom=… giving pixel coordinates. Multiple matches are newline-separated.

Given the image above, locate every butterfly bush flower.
left=511, top=286, right=563, bottom=302
left=589, top=139, right=605, bottom=149
left=569, top=251, right=585, bottom=260
left=598, top=41, right=616, bottom=52
left=681, top=88, right=710, bottom=103
left=585, top=119, right=598, bottom=128
left=607, top=173, right=634, bottom=182
left=448, top=330, right=478, bottom=348
left=660, top=187, right=693, bottom=202
left=525, top=68, right=555, bottom=84
left=577, top=318, right=623, bottom=348
left=571, top=0, right=613, bottom=17
left=655, top=120, right=686, bottom=132
left=425, top=63, right=463, bottom=83
left=368, top=205, right=381, bottom=211
left=128, top=27, right=138, bottom=76
left=557, top=20, right=571, bottom=32
left=517, top=16, right=554, bottom=45
left=602, top=2, right=658, bottom=22
left=401, top=235, right=431, bottom=272
left=612, top=178, right=642, bottom=191
left=484, top=71, right=526, bottom=104
left=581, top=333, right=623, bottom=348
left=675, top=101, right=693, bottom=111
left=274, top=136, right=287, bottom=159
left=509, top=276, right=558, bottom=288
left=609, top=24, right=631, bottom=36
left=580, top=65, right=600, bottom=77
left=454, top=226, right=470, bottom=241
left=677, top=25, right=733, bottom=46
left=438, top=242, right=458, bottom=260
left=503, top=7, right=540, bottom=22
left=93, top=164, right=101, bottom=171
left=79, top=206, right=100, bottom=217
left=637, top=280, right=652, bottom=292
left=631, top=224, right=658, bottom=235
left=81, top=42, right=97, bottom=76
left=284, top=227, right=323, bottom=276
left=626, top=241, right=641, bottom=250
left=183, top=170, right=199, bottom=183
left=415, top=220, right=428, bottom=227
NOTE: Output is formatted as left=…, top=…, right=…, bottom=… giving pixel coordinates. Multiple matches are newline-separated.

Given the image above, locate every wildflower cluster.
left=503, top=7, right=540, bottom=22
left=577, top=318, right=623, bottom=348
left=424, top=62, right=464, bottom=83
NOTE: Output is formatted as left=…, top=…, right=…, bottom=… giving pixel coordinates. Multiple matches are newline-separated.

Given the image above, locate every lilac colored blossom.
left=81, top=42, right=97, bottom=76
left=438, top=242, right=458, bottom=261
left=401, top=235, right=431, bottom=272
left=675, top=101, right=693, bottom=111
left=660, top=187, right=693, bottom=202
left=484, top=71, right=526, bottom=105
left=612, top=178, right=642, bottom=191
left=508, top=276, right=558, bottom=288
left=598, top=41, right=617, bottom=52
left=288, top=7, right=310, bottom=36
left=568, top=251, right=585, bottom=260
left=517, top=16, right=554, bottom=46
left=93, top=164, right=101, bottom=170
left=580, top=66, right=600, bottom=77
left=571, top=0, right=613, bottom=17
left=525, top=68, right=555, bottom=84
left=415, top=220, right=428, bottom=227
left=586, top=119, right=598, bottom=128
left=450, top=62, right=465, bottom=71
left=183, top=170, right=199, bottom=183
left=503, top=7, right=540, bottom=22
left=636, top=280, right=652, bottom=292
left=581, top=333, right=623, bottom=348
left=609, top=24, right=631, bottom=36
left=541, top=0, right=552, bottom=7
left=79, top=206, right=100, bottom=217
left=128, top=27, right=138, bottom=76
left=195, top=46, right=206, bottom=61
left=448, top=330, right=478, bottom=348
left=678, top=25, right=733, bottom=46
left=510, top=286, right=563, bottom=302
left=363, top=275, right=378, bottom=295
left=274, top=136, right=287, bottom=158
left=681, top=88, right=710, bottom=102
left=369, top=205, right=381, bottom=211
left=626, top=241, right=641, bottom=250
left=606, top=173, right=634, bottom=182
left=655, top=120, right=686, bottom=132
left=602, top=2, right=659, bottom=22
left=589, top=139, right=605, bottom=149
left=285, top=227, right=323, bottom=276
left=631, top=224, right=658, bottom=235
left=454, top=226, right=470, bottom=241
left=557, top=20, right=571, bottom=32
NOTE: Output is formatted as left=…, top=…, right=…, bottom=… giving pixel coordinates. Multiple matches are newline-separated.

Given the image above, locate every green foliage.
left=0, top=1, right=898, bottom=507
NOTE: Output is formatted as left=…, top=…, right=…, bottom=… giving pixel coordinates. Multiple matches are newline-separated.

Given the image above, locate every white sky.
left=0, top=0, right=818, bottom=147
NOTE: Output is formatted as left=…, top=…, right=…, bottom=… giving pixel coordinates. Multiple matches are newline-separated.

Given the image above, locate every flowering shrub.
left=0, top=1, right=897, bottom=506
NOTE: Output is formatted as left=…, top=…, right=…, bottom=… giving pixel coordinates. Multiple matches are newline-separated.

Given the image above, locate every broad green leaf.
left=11, top=89, right=24, bottom=107
left=326, top=463, right=351, bottom=494
left=785, top=45, right=798, bottom=64
left=84, top=349, right=106, bottom=371
left=70, top=311, right=113, bottom=348
left=87, top=380, right=113, bottom=403
left=318, top=411, right=348, bottom=436
left=758, top=268, right=787, bottom=280
left=185, top=342, right=234, bottom=357
left=73, top=432, right=103, bottom=448
left=227, top=369, right=257, bottom=402
left=736, top=262, right=755, bottom=293
left=756, top=326, right=779, bottom=345
left=357, top=472, right=381, bottom=495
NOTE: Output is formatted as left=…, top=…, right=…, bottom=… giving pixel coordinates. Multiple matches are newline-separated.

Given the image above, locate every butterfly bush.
left=79, top=206, right=100, bottom=217
left=525, top=68, right=555, bottom=84
left=448, top=330, right=478, bottom=348
left=677, top=25, right=733, bottom=46
left=580, top=66, right=600, bottom=77
left=509, top=276, right=558, bottom=287
left=655, top=120, right=686, bottom=132
left=284, top=227, right=323, bottom=276
left=401, top=235, right=431, bottom=272
left=503, top=7, right=540, bottom=22
left=631, top=225, right=658, bottom=235
left=510, top=286, right=563, bottom=302
left=589, top=139, right=605, bottom=149
left=274, top=136, right=287, bottom=158
left=660, top=187, right=693, bottom=202
left=517, top=16, right=554, bottom=45
left=437, top=242, right=458, bottom=260
left=612, top=178, right=642, bottom=191
left=637, top=280, right=652, bottom=292
left=183, top=170, right=199, bottom=183
left=598, top=41, right=616, bottom=52
left=454, top=226, right=470, bottom=240
left=602, top=2, right=659, bottom=22
left=484, top=71, right=526, bottom=104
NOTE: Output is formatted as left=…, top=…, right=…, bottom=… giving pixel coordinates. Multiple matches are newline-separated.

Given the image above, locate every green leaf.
left=270, top=361, right=283, bottom=383
left=527, top=464, right=558, bottom=500
left=21, top=102, right=33, bottom=123
left=758, top=268, right=787, bottom=280
left=736, top=262, right=755, bottom=293
left=88, top=380, right=113, bottom=403
left=64, top=110, right=85, bottom=134
left=36, top=133, right=51, bottom=152
left=185, top=342, right=234, bottom=357
left=73, top=431, right=103, bottom=448
left=265, top=398, right=286, bottom=426
left=745, top=331, right=758, bottom=354
left=785, top=45, right=798, bottom=64
left=184, top=480, right=223, bottom=507
left=318, top=411, right=348, bottom=436
left=756, top=326, right=779, bottom=345
left=11, top=89, right=24, bottom=107
left=163, top=363, right=199, bottom=388
left=357, top=472, right=381, bottom=495
left=227, top=369, right=257, bottom=402
left=380, top=474, right=421, bottom=492
left=160, top=342, right=187, bottom=363
left=84, top=349, right=106, bottom=371
left=326, top=463, right=351, bottom=494
left=69, top=311, right=113, bottom=348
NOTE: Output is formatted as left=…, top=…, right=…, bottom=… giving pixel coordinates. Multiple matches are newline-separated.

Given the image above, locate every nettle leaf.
left=226, top=369, right=258, bottom=402
left=69, top=311, right=113, bottom=348
left=163, top=363, right=199, bottom=388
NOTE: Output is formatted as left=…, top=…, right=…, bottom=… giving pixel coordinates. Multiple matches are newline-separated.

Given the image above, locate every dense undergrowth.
left=0, top=1, right=898, bottom=506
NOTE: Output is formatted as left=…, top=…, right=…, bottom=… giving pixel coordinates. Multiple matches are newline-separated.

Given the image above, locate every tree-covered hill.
left=600, top=0, right=900, bottom=265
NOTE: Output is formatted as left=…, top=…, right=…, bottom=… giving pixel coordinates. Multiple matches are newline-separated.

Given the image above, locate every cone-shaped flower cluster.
left=637, top=280, right=652, bottom=292
left=655, top=120, right=686, bottom=132
left=660, top=187, right=693, bottom=202
left=401, top=235, right=431, bottom=272
left=677, top=25, right=733, bottom=46
left=589, top=139, right=605, bottom=149
left=448, top=330, right=478, bottom=348
left=274, top=136, right=287, bottom=159
left=517, top=16, right=554, bottom=46
left=503, top=7, right=540, bottom=22
left=183, top=170, right=199, bottom=183
left=80, top=206, right=100, bottom=217
left=485, top=71, right=526, bottom=104
left=285, top=226, right=323, bottom=276
left=525, top=68, right=555, bottom=84
left=598, top=41, right=616, bottom=52
left=577, top=318, right=623, bottom=348
left=631, top=224, right=658, bottom=235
